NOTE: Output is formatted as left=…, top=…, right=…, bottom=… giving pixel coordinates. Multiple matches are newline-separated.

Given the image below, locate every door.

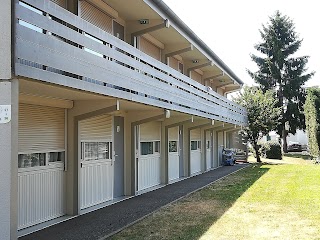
left=168, top=126, right=179, bottom=181
left=113, top=21, right=124, bottom=40
left=190, top=129, right=201, bottom=175
left=138, top=122, right=161, bottom=191
left=18, top=104, right=66, bottom=230
left=79, top=114, right=114, bottom=210
left=206, top=131, right=212, bottom=170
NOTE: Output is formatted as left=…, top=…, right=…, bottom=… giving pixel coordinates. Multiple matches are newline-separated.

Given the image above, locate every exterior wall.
left=0, top=0, right=11, bottom=79
left=0, top=80, right=19, bottom=240
left=191, top=70, right=202, bottom=84
left=217, top=88, right=225, bottom=96
left=50, top=0, right=66, bottom=8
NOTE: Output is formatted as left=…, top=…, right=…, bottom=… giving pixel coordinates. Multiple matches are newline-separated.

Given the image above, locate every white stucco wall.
left=0, top=0, right=11, bottom=79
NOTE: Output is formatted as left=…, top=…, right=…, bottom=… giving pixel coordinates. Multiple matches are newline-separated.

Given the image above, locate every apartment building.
left=0, top=0, right=247, bottom=238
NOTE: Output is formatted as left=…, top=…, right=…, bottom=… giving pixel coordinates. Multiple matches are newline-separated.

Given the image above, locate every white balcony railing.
left=15, top=0, right=247, bottom=125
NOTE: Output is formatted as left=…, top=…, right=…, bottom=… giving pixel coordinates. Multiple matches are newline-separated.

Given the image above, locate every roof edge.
left=146, top=0, right=244, bottom=85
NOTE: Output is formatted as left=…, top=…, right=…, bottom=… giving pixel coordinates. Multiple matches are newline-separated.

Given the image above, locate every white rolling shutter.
left=190, top=128, right=201, bottom=140
left=191, top=70, right=202, bottom=84
left=169, top=57, right=179, bottom=70
left=139, top=37, right=161, bottom=61
left=140, top=122, right=161, bottom=141
left=80, top=1, right=113, bottom=34
left=19, top=103, right=65, bottom=153
left=79, top=114, right=112, bottom=142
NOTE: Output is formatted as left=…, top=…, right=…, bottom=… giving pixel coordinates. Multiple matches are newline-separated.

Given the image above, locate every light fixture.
left=139, top=19, right=149, bottom=24
left=192, top=60, right=199, bottom=63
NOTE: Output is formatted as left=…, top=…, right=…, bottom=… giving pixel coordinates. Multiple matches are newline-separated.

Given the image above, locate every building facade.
left=0, top=0, right=247, bottom=239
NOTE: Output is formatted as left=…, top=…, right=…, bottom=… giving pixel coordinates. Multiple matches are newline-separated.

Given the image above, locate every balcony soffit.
left=104, top=0, right=161, bottom=20
left=89, top=1, right=238, bottom=86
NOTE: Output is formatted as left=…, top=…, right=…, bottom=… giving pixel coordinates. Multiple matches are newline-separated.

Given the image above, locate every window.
left=169, top=141, right=178, bottom=152
left=49, top=151, right=65, bottom=162
left=207, top=141, right=210, bottom=149
left=154, top=141, right=160, bottom=153
left=81, top=142, right=112, bottom=161
left=141, top=142, right=153, bottom=155
left=191, top=141, right=198, bottom=150
left=18, top=153, right=46, bottom=168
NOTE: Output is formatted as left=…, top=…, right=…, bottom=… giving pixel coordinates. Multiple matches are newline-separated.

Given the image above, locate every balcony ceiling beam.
left=216, top=81, right=235, bottom=88
left=165, top=45, right=193, bottom=58
left=187, top=61, right=213, bottom=73
left=203, top=72, right=225, bottom=82
left=131, top=19, right=170, bottom=37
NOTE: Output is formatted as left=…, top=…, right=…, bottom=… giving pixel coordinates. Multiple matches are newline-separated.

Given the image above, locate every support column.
left=200, top=128, right=206, bottom=172
left=161, top=123, right=168, bottom=184
left=0, top=80, right=19, bottom=240
left=182, top=125, right=190, bottom=177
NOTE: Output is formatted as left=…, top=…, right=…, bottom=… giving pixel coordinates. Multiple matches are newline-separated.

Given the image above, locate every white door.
left=168, top=126, right=179, bottom=181
left=79, top=115, right=114, bottom=210
left=190, top=129, right=201, bottom=175
left=206, top=131, right=212, bottom=170
left=138, top=122, right=161, bottom=191
left=18, top=104, right=66, bottom=230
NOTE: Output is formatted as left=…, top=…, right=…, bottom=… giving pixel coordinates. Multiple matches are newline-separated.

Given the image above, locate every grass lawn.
left=111, top=158, right=320, bottom=240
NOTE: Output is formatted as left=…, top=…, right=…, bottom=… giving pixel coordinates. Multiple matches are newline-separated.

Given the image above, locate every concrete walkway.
left=20, top=164, right=248, bottom=240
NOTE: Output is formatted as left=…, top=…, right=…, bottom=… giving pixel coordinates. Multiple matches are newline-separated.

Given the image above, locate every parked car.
left=287, top=142, right=302, bottom=152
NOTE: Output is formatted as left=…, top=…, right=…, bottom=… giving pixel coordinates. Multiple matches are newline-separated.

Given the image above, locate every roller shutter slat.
left=19, top=104, right=65, bottom=153
left=80, top=1, right=113, bottom=34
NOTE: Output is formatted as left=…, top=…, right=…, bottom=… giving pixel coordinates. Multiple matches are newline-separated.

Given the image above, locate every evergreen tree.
left=248, top=11, right=314, bottom=152
left=235, top=87, right=281, bottom=162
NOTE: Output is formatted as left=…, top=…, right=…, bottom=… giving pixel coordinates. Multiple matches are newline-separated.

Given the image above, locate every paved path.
left=20, top=164, right=248, bottom=240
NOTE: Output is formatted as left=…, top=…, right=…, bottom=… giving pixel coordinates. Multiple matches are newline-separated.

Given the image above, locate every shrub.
left=261, top=141, right=282, bottom=160
left=304, top=87, right=320, bottom=158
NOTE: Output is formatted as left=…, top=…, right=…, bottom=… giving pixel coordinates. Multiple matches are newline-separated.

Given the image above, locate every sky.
left=162, top=0, right=319, bottom=87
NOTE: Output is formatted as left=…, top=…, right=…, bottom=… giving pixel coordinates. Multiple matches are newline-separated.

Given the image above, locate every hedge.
left=260, top=141, right=282, bottom=160
left=304, top=87, right=320, bottom=158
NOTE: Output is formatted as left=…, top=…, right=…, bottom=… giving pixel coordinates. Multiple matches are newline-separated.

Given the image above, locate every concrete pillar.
left=200, top=128, right=206, bottom=172
left=0, top=80, right=19, bottom=240
left=161, top=122, right=168, bottom=184
left=182, top=125, right=190, bottom=177
left=0, top=0, right=11, bottom=80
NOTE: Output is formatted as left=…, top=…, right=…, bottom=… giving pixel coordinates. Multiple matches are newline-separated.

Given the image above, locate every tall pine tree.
left=248, top=11, right=314, bottom=152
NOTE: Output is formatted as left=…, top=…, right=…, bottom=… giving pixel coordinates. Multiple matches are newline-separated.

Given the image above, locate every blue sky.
left=163, top=0, right=319, bottom=87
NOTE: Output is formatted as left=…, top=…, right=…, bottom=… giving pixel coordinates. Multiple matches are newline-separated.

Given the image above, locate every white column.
left=0, top=80, right=19, bottom=240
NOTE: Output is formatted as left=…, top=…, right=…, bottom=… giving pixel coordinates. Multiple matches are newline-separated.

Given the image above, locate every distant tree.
left=304, top=87, right=320, bottom=159
left=235, top=86, right=281, bottom=162
left=248, top=11, right=314, bottom=153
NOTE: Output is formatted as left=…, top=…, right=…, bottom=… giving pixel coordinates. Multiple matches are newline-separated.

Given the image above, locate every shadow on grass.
left=284, top=153, right=312, bottom=160
left=173, top=164, right=269, bottom=240
left=111, top=164, right=269, bottom=240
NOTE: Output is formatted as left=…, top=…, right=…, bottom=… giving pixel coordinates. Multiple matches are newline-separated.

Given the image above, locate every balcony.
left=14, top=0, right=247, bottom=125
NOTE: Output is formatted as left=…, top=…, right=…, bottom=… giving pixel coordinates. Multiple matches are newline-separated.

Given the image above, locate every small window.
left=141, top=142, right=153, bottom=155
left=191, top=141, right=198, bottom=150
left=169, top=141, right=178, bottom=152
left=49, top=151, right=65, bottom=162
left=207, top=141, right=210, bottom=149
left=82, top=142, right=112, bottom=161
left=154, top=141, right=160, bottom=153
left=18, top=153, right=46, bottom=168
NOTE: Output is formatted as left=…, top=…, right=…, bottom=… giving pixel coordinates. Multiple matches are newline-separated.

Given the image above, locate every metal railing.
left=15, top=0, right=247, bottom=125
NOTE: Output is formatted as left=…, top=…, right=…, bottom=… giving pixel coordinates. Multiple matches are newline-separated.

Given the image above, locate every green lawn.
left=111, top=161, right=320, bottom=240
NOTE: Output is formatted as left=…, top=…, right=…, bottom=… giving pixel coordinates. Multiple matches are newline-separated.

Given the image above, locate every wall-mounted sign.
left=0, top=105, right=11, bottom=123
